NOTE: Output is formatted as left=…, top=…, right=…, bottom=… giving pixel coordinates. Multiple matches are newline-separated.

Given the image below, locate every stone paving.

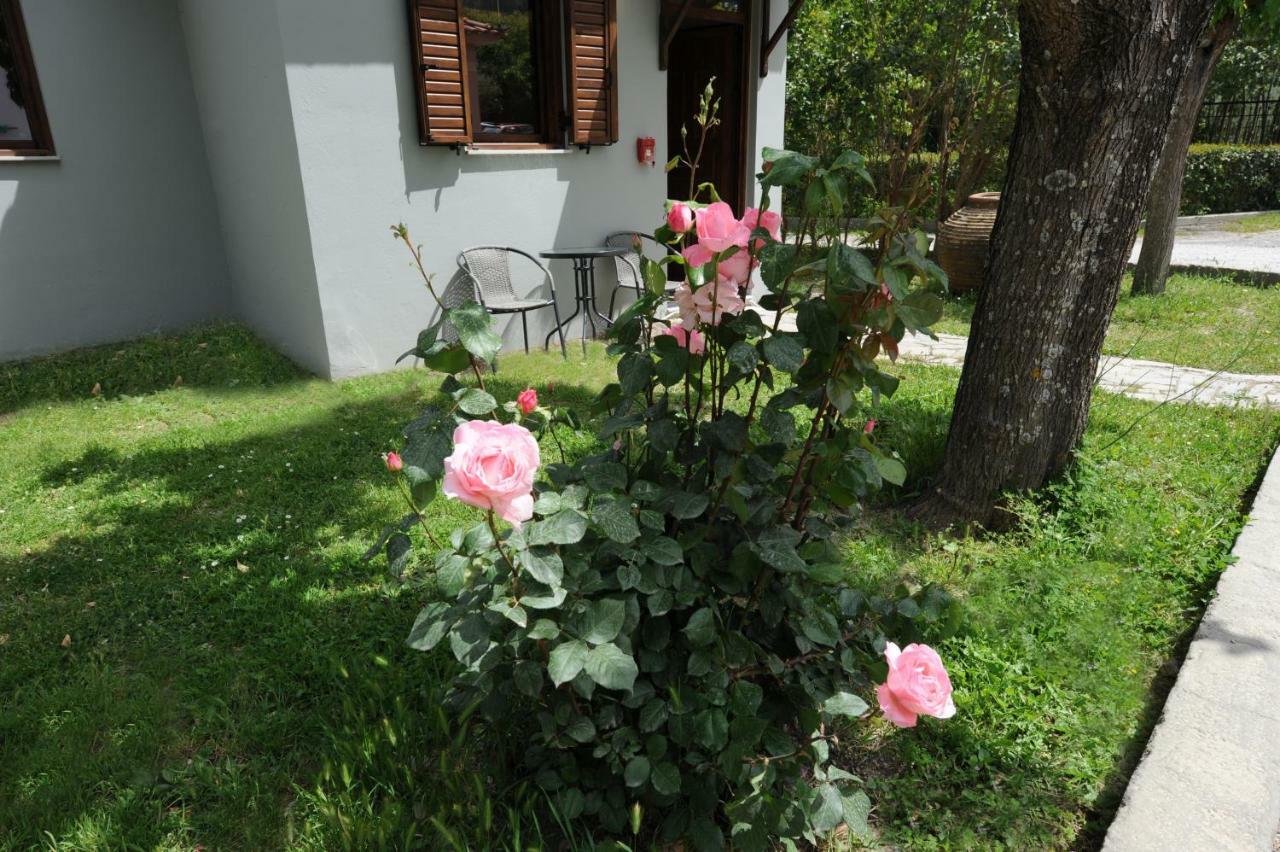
left=762, top=312, right=1280, bottom=409
left=1129, top=211, right=1280, bottom=282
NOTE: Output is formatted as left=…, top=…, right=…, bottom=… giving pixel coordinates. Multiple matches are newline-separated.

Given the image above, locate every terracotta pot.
left=935, top=192, right=1001, bottom=294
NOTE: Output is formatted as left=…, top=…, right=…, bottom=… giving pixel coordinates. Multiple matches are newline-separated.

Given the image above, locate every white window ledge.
left=464, top=147, right=576, bottom=156
left=0, top=155, right=61, bottom=163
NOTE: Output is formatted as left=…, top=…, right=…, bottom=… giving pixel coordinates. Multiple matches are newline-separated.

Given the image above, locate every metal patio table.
left=540, top=245, right=628, bottom=354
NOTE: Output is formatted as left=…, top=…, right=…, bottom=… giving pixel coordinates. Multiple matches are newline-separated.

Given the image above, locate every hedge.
left=785, top=144, right=1280, bottom=219
left=1181, top=144, right=1280, bottom=215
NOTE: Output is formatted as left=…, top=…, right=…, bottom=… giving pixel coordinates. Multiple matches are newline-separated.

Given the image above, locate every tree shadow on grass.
left=0, top=371, right=605, bottom=849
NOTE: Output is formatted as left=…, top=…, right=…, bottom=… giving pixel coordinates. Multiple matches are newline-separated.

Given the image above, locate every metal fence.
left=1194, top=98, right=1280, bottom=145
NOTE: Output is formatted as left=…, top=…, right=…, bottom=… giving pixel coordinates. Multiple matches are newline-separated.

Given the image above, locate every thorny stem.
left=487, top=511, right=521, bottom=597
left=395, top=478, right=442, bottom=548
left=393, top=224, right=487, bottom=392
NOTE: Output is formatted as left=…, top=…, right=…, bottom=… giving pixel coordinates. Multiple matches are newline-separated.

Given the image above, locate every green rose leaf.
left=644, top=536, right=683, bottom=566
left=581, top=598, right=627, bottom=645
left=527, top=618, right=559, bottom=640
left=761, top=334, right=805, bottom=373
left=549, top=639, right=589, bottom=687
left=749, top=526, right=807, bottom=573
left=823, top=692, right=870, bottom=719
left=590, top=495, right=640, bottom=544
left=624, top=755, right=651, bottom=788
left=584, top=642, right=638, bottom=691
left=582, top=462, right=628, bottom=492
left=454, top=387, right=497, bottom=416
left=406, top=601, right=451, bottom=651
left=386, top=533, right=412, bottom=578
left=526, top=509, right=588, bottom=546
left=666, top=490, right=709, bottom=519
left=520, top=548, right=564, bottom=587
left=447, top=302, right=502, bottom=365
left=810, top=783, right=845, bottom=834
left=651, top=762, right=681, bottom=795
left=896, top=291, right=944, bottom=330
left=875, top=455, right=907, bottom=486
left=682, top=608, right=717, bottom=646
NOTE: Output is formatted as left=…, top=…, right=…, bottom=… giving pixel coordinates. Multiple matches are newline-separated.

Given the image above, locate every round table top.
left=539, top=246, right=629, bottom=259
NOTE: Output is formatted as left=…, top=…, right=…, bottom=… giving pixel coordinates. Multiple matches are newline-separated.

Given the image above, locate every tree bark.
left=1131, top=16, right=1238, bottom=296
left=913, top=0, right=1217, bottom=528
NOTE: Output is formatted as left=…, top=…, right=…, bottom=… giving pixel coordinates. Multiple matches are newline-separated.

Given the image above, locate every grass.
left=1224, top=211, right=1280, bottom=233
left=1, top=324, right=1276, bottom=849
left=933, top=272, right=1280, bottom=375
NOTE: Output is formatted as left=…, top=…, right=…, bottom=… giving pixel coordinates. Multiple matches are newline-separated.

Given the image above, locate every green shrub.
left=1181, top=144, right=1280, bottom=215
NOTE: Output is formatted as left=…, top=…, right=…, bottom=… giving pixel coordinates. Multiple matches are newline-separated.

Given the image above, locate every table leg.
left=586, top=258, right=614, bottom=330
left=577, top=258, right=593, bottom=355
left=545, top=274, right=580, bottom=351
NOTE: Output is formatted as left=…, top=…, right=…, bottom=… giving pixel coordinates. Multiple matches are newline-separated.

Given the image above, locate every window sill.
left=465, top=145, right=575, bottom=156
left=0, top=153, right=60, bottom=162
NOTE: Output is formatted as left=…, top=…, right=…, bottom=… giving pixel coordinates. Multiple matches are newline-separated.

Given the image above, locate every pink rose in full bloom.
left=657, top=324, right=706, bottom=355
left=695, top=201, right=751, bottom=253
left=517, top=388, right=538, bottom=415
left=741, top=207, right=783, bottom=246
left=876, top=642, right=956, bottom=728
left=667, top=201, right=695, bottom=234
left=682, top=241, right=714, bottom=270
left=384, top=451, right=404, bottom=472
left=442, top=420, right=540, bottom=527
left=674, top=277, right=745, bottom=328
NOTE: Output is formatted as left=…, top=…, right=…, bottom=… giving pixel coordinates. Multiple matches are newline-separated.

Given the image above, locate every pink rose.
left=384, top=451, right=404, bottom=472
left=864, top=419, right=877, bottom=434
left=695, top=201, right=750, bottom=253
left=667, top=201, right=695, bottom=234
left=876, top=642, right=956, bottom=728
left=683, top=242, right=751, bottom=286
left=674, top=277, right=745, bottom=328
left=517, top=388, right=538, bottom=415
left=657, top=324, right=706, bottom=355
left=741, top=207, right=783, bottom=245
left=442, top=420, right=540, bottom=527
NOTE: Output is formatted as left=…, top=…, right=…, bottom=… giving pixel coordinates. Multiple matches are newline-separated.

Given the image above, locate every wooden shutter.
left=565, top=0, right=619, bottom=146
left=408, top=0, right=472, bottom=145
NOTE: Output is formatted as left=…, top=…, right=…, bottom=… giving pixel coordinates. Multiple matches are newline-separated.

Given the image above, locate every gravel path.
left=1129, top=212, right=1280, bottom=281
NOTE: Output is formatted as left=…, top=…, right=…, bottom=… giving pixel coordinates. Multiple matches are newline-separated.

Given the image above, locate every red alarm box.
left=636, top=136, right=656, bottom=167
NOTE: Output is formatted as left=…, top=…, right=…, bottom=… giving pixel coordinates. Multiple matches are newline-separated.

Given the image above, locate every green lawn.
left=1225, top=211, right=1280, bottom=233
left=934, top=272, right=1280, bottom=375
left=1, top=325, right=1276, bottom=849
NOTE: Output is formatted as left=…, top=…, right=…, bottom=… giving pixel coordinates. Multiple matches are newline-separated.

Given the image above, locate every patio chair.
left=456, top=246, right=567, bottom=358
left=605, top=232, right=674, bottom=318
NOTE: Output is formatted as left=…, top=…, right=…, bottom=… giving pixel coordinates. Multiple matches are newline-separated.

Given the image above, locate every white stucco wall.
left=750, top=0, right=789, bottom=211
left=179, top=0, right=332, bottom=377
left=271, top=0, right=673, bottom=378
left=0, top=0, right=231, bottom=363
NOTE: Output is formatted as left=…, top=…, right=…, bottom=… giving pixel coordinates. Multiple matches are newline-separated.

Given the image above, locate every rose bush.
left=373, top=137, right=959, bottom=848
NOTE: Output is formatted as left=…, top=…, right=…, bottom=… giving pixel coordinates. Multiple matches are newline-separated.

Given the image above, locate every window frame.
left=0, top=0, right=55, bottom=158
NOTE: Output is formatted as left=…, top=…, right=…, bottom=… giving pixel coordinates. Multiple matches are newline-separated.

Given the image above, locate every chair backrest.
left=457, top=246, right=519, bottom=307
left=606, top=232, right=665, bottom=289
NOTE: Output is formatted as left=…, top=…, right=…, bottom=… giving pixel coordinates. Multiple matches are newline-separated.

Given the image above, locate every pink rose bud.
left=384, top=451, right=404, bottom=472
left=667, top=201, right=694, bottom=234
left=864, top=419, right=877, bottom=434
left=517, top=388, right=538, bottom=415
left=876, top=642, right=956, bottom=728
left=442, top=420, right=540, bottom=528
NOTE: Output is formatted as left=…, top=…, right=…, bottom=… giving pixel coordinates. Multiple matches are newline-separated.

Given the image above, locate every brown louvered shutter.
left=565, top=0, right=619, bottom=146
left=408, top=0, right=472, bottom=145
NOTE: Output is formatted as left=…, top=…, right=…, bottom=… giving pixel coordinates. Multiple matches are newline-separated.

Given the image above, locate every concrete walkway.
left=1103, top=442, right=1280, bottom=851
left=1129, top=211, right=1280, bottom=283
left=893, top=332, right=1280, bottom=409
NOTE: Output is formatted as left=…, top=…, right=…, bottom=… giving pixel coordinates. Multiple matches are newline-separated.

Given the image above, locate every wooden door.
left=666, top=23, right=746, bottom=212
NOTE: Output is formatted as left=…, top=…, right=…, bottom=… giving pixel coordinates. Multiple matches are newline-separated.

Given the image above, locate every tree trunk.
left=913, top=0, right=1217, bottom=528
left=1131, top=16, right=1238, bottom=296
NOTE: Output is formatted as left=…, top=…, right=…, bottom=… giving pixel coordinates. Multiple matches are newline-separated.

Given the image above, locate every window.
left=408, top=0, right=618, bottom=149
left=0, top=0, right=53, bottom=157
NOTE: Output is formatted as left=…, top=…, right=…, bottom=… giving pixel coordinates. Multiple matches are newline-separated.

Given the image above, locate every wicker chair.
left=605, top=232, right=673, bottom=318
left=456, top=246, right=567, bottom=358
